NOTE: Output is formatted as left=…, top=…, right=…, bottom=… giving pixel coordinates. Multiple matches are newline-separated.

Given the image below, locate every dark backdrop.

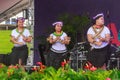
left=34, top=0, right=120, bottom=64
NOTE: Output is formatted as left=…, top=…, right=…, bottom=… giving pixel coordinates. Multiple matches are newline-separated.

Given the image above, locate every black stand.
left=107, top=44, right=120, bottom=70
left=70, top=44, right=87, bottom=71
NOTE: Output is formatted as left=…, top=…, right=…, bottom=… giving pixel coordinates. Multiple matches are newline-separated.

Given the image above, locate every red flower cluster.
left=31, top=62, right=46, bottom=71
left=7, top=65, right=19, bottom=77
left=0, top=64, right=4, bottom=68
left=36, top=62, right=42, bottom=66
left=84, top=62, right=97, bottom=71
left=61, top=60, right=69, bottom=67
left=8, top=65, right=19, bottom=69
left=31, top=66, right=38, bottom=71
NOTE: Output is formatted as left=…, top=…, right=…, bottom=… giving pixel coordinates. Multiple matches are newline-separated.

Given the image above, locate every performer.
left=10, top=17, right=32, bottom=65
left=87, top=13, right=111, bottom=69
left=47, top=21, right=70, bottom=69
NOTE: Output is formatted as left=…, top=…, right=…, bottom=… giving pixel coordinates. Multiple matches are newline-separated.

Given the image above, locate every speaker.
left=0, top=54, right=11, bottom=66
left=0, top=54, right=5, bottom=63
left=4, top=54, right=11, bottom=66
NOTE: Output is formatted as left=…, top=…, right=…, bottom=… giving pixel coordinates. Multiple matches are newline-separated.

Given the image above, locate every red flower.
left=13, top=65, right=19, bottom=69
left=41, top=65, right=46, bottom=69
left=106, top=78, right=111, bottom=80
left=84, top=62, right=93, bottom=70
left=36, top=62, right=42, bottom=66
left=90, top=66, right=97, bottom=71
left=84, top=63, right=90, bottom=69
left=31, top=66, right=37, bottom=71
left=0, top=64, right=4, bottom=68
left=61, top=62, right=65, bottom=67
left=87, top=61, right=92, bottom=67
left=61, top=59, right=69, bottom=68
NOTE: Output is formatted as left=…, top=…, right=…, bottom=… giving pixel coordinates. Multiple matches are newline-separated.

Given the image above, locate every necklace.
left=53, top=31, right=63, bottom=36
left=16, top=28, right=25, bottom=34
left=93, top=25, right=104, bottom=33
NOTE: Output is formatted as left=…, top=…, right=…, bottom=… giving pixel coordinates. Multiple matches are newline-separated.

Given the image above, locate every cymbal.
left=77, top=42, right=86, bottom=45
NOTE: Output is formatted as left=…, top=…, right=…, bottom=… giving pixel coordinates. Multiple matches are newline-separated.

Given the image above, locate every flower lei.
left=53, top=31, right=63, bottom=37
left=16, top=28, right=25, bottom=35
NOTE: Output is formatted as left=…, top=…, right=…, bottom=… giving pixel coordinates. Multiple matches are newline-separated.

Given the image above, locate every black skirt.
left=46, top=50, right=69, bottom=69
left=87, top=44, right=110, bottom=67
left=10, top=45, right=28, bottom=65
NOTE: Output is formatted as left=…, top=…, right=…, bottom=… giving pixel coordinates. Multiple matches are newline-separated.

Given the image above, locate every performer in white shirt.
left=87, top=13, right=111, bottom=69
left=10, top=17, right=32, bottom=65
left=47, top=21, right=70, bottom=69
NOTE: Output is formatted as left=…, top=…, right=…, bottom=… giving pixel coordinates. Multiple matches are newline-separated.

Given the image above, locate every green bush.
left=0, top=63, right=119, bottom=80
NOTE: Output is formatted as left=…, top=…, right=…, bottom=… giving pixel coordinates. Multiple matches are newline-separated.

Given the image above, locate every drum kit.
left=69, top=42, right=90, bottom=71
left=107, top=44, right=120, bottom=69
left=69, top=42, right=120, bottom=71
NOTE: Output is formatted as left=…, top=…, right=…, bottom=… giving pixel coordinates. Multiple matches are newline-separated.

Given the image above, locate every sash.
left=15, top=28, right=25, bottom=41
left=90, top=26, right=105, bottom=49
left=92, top=26, right=104, bottom=39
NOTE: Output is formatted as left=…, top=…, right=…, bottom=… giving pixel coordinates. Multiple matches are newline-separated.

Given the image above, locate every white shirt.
left=50, top=32, right=67, bottom=53
left=87, top=26, right=110, bottom=49
left=11, top=28, right=31, bottom=47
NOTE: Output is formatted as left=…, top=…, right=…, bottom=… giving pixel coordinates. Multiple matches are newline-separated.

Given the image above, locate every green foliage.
left=109, top=69, right=120, bottom=80
left=8, top=69, right=28, bottom=80
left=85, top=69, right=112, bottom=80
left=63, top=69, right=86, bottom=80
left=58, top=14, right=90, bottom=49
left=0, top=64, right=8, bottom=80
left=58, top=14, right=90, bottom=38
left=28, top=71, right=44, bottom=80
left=0, top=64, right=120, bottom=80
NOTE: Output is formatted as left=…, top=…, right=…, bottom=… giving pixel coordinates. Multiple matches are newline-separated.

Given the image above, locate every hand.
left=99, top=37, right=105, bottom=42
left=18, top=42, right=24, bottom=45
left=47, top=36, right=53, bottom=41
left=96, top=41, right=102, bottom=46
left=23, top=37, right=27, bottom=41
left=23, top=36, right=32, bottom=42
left=66, top=37, right=71, bottom=42
left=60, top=36, right=70, bottom=44
left=54, top=36, right=60, bottom=42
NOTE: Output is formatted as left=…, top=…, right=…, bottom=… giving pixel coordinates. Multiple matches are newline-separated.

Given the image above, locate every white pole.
left=26, top=0, right=34, bottom=66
